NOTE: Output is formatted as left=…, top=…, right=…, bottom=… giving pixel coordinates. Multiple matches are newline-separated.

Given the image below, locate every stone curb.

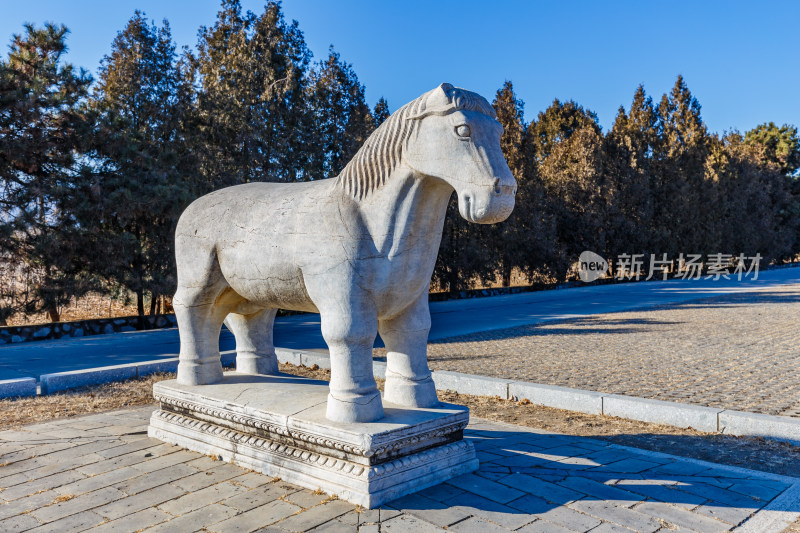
left=509, top=382, right=603, bottom=415
left=0, top=377, right=37, bottom=398
left=602, top=394, right=722, bottom=433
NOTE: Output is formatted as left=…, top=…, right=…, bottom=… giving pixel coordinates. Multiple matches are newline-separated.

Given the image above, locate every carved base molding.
left=147, top=372, right=478, bottom=507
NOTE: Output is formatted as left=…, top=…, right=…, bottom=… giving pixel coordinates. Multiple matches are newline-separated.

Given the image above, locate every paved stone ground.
left=0, top=406, right=797, bottom=532
left=415, top=284, right=800, bottom=417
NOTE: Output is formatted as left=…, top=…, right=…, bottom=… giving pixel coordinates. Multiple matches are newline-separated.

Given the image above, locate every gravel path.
left=398, top=284, right=800, bottom=418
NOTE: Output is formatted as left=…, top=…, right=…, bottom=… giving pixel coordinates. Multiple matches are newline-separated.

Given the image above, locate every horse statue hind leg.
left=173, top=231, right=280, bottom=385
left=223, top=309, right=279, bottom=375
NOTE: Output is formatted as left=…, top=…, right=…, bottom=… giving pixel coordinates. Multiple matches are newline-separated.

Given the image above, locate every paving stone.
left=55, top=465, right=141, bottom=496
left=357, top=524, right=379, bottom=533
left=31, top=486, right=126, bottom=523
left=388, top=492, right=471, bottom=528
left=90, top=507, right=171, bottom=533
left=0, top=489, right=61, bottom=520
left=129, top=449, right=198, bottom=474
left=381, top=513, right=443, bottom=533
left=284, top=489, right=328, bottom=509
left=727, top=480, right=786, bottom=501
left=273, top=499, right=354, bottom=532
left=113, top=463, right=198, bottom=495
left=634, top=501, right=730, bottom=533
left=592, top=457, right=664, bottom=474
left=498, top=474, right=583, bottom=505
left=159, top=480, right=249, bottom=515
left=693, top=503, right=754, bottom=525
left=611, top=480, right=706, bottom=510
left=208, top=499, right=301, bottom=532
left=92, top=483, right=185, bottom=520
left=443, top=491, right=536, bottom=530
left=220, top=483, right=291, bottom=512
left=556, top=477, right=645, bottom=508
left=0, top=470, right=86, bottom=501
left=672, top=481, right=762, bottom=509
left=449, top=516, right=513, bottom=532
left=171, top=462, right=247, bottom=492
left=95, top=438, right=161, bottom=459
left=310, top=518, right=360, bottom=532
left=76, top=444, right=176, bottom=476
left=515, top=518, right=576, bottom=533
left=228, top=472, right=272, bottom=489
left=568, top=500, right=661, bottom=533
left=143, top=503, right=239, bottom=532
left=415, top=482, right=465, bottom=503
left=446, top=473, right=525, bottom=504
left=25, top=509, right=106, bottom=533
left=511, top=496, right=602, bottom=532
left=0, top=513, right=41, bottom=532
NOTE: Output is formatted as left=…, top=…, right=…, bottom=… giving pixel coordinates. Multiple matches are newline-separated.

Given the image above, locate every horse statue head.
left=337, top=83, right=516, bottom=223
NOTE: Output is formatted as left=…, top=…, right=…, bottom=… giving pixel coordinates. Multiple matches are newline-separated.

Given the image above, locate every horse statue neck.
left=352, top=165, right=454, bottom=260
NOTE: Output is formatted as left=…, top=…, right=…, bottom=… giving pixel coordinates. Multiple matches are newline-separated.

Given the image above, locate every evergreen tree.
left=86, top=11, right=195, bottom=317
left=527, top=100, right=606, bottom=282
left=744, top=122, right=800, bottom=176
left=652, top=75, right=709, bottom=255
left=193, top=0, right=312, bottom=187
left=306, top=47, right=375, bottom=179
left=603, top=85, right=658, bottom=257
left=488, top=81, right=527, bottom=286
left=373, top=97, right=390, bottom=127
left=0, top=23, right=93, bottom=322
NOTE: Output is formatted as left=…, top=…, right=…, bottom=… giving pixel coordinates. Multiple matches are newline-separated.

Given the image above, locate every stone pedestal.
left=147, top=372, right=478, bottom=508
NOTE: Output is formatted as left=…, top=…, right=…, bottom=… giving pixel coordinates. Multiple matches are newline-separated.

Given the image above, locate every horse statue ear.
left=426, top=83, right=453, bottom=109
left=408, top=83, right=455, bottom=120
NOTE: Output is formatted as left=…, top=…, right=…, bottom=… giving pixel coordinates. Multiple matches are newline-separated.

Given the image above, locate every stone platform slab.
left=148, top=372, right=478, bottom=507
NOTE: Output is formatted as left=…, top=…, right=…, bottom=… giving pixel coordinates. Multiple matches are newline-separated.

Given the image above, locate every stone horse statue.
left=173, top=83, right=516, bottom=423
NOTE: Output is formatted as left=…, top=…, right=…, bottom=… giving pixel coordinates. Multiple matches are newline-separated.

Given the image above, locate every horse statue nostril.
left=494, top=178, right=501, bottom=195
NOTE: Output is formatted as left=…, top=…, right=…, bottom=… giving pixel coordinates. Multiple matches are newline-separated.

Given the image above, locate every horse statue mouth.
left=459, top=190, right=515, bottom=224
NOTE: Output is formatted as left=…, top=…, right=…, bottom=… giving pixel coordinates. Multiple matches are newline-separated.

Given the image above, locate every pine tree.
left=306, top=47, right=375, bottom=179
left=85, top=11, right=195, bottom=317
left=489, top=81, right=526, bottom=287
left=744, top=122, right=800, bottom=176
left=652, top=75, right=709, bottom=255
left=0, top=23, right=94, bottom=322
left=193, top=0, right=312, bottom=187
left=527, top=100, right=605, bottom=282
left=373, top=97, right=390, bottom=127
left=603, top=85, right=658, bottom=257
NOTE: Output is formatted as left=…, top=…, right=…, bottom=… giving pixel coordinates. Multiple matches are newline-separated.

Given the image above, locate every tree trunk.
left=46, top=306, right=60, bottom=323
left=149, top=293, right=156, bottom=315
left=136, top=289, right=144, bottom=316
left=502, top=265, right=512, bottom=288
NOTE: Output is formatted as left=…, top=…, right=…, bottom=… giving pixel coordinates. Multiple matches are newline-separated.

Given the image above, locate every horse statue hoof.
left=384, top=372, right=439, bottom=408
left=176, top=360, right=223, bottom=386
left=325, top=391, right=384, bottom=423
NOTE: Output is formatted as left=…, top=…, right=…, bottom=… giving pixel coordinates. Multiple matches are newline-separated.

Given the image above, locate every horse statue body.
left=174, top=83, right=516, bottom=423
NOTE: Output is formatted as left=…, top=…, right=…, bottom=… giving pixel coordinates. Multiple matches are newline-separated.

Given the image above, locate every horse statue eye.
left=455, top=124, right=471, bottom=138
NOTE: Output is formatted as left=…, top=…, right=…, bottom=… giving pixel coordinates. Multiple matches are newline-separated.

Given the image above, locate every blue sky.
left=1, top=0, right=798, bottom=133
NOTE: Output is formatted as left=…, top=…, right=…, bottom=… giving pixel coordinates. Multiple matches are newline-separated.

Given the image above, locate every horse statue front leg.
left=318, top=298, right=384, bottom=423
left=379, top=293, right=438, bottom=408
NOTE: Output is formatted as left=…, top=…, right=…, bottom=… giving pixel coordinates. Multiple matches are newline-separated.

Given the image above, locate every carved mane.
left=336, top=84, right=497, bottom=200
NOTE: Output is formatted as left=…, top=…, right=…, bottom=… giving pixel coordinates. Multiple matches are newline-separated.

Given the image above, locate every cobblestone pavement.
left=0, top=407, right=798, bottom=532
left=417, top=284, right=800, bottom=418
